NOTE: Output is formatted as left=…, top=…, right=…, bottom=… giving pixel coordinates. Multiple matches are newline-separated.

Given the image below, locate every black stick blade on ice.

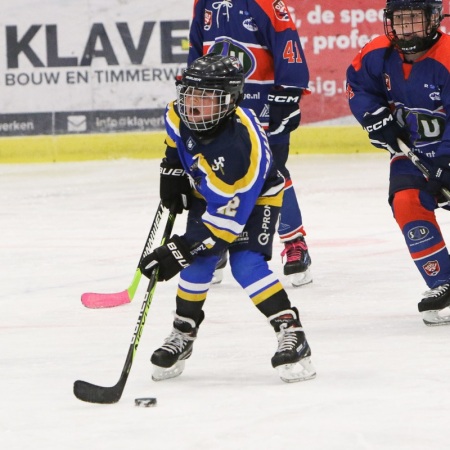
left=73, top=377, right=126, bottom=404
left=73, top=210, right=177, bottom=405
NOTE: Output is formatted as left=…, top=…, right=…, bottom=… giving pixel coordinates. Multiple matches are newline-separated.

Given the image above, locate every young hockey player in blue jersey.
left=188, top=0, right=312, bottom=287
left=139, top=54, right=315, bottom=382
left=346, top=0, right=450, bottom=325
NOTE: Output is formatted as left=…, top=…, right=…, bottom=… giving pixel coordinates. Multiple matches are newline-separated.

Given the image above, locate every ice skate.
left=151, top=312, right=203, bottom=381
left=418, top=283, right=450, bottom=326
left=269, top=308, right=316, bottom=383
left=281, top=236, right=312, bottom=287
left=211, top=252, right=228, bottom=285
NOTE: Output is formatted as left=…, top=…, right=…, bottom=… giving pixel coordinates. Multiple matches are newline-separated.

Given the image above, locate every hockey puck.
left=135, top=397, right=157, bottom=407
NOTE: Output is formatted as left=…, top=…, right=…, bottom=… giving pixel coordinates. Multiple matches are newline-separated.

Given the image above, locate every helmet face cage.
left=177, top=86, right=231, bottom=132
left=384, top=0, right=443, bottom=53
left=176, top=54, right=244, bottom=134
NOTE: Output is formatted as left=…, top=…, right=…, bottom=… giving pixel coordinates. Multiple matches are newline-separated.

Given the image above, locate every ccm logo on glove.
left=363, top=113, right=394, bottom=133
left=361, top=107, right=410, bottom=154
left=267, top=93, right=300, bottom=103
left=267, top=87, right=302, bottom=136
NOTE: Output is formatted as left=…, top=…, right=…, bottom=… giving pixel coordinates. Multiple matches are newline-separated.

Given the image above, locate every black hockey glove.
left=139, top=235, right=193, bottom=281
left=160, top=159, right=192, bottom=214
left=424, top=156, right=450, bottom=196
left=267, top=87, right=302, bottom=136
left=361, top=107, right=410, bottom=154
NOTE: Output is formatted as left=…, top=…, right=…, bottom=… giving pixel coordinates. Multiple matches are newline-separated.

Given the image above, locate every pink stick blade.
left=81, top=290, right=131, bottom=308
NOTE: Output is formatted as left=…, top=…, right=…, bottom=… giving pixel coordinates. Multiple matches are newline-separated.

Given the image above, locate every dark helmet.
left=384, top=0, right=444, bottom=53
left=177, top=54, right=245, bottom=134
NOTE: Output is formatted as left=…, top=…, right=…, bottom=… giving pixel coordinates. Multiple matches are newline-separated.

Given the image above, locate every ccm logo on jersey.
left=363, top=113, right=394, bottom=132
left=267, top=94, right=300, bottom=103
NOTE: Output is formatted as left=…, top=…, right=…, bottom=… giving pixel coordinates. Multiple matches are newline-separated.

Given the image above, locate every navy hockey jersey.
left=164, top=102, right=285, bottom=254
left=347, top=32, right=450, bottom=158
left=188, top=0, right=309, bottom=137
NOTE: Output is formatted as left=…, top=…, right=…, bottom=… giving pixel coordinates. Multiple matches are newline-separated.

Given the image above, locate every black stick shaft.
left=74, top=209, right=177, bottom=404
left=396, top=139, right=450, bottom=202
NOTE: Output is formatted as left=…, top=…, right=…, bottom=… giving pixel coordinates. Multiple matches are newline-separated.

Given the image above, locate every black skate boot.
left=151, top=312, right=204, bottom=381
left=280, top=236, right=312, bottom=287
left=269, top=308, right=316, bottom=382
left=418, top=283, right=450, bottom=326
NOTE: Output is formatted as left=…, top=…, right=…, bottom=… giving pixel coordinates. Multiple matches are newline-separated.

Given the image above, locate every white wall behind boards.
left=0, top=0, right=191, bottom=135
left=1, top=0, right=393, bottom=137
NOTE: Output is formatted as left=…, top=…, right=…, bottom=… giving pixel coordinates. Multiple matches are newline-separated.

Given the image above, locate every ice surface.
left=1, top=154, right=450, bottom=450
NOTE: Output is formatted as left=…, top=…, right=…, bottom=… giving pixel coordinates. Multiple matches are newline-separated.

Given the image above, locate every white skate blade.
left=289, top=268, right=313, bottom=287
left=276, top=357, right=316, bottom=383
left=152, top=360, right=185, bottom=381
left=211, top=268, right=224, bottom=285
left=421, top=309, right=450, bottom=326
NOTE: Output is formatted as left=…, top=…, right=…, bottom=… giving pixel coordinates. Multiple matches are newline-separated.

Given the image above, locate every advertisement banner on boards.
left=2, top=0, right=435, bottom=136
left=0, top=0, right=191, bottom=136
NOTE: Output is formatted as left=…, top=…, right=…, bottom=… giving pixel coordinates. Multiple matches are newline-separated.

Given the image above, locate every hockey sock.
left=392, top=189, right=450, bottom=287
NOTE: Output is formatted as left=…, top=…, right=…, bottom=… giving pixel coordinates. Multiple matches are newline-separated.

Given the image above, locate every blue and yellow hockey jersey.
left=164, top=101, right=285, bottom=254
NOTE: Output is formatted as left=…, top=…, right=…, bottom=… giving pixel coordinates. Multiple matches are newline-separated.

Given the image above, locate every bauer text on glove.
left=139, top=235, right=193, bottom=281
left=267, top=87, right=302, bottom=136
left=160, top=159, right=192, bottom=214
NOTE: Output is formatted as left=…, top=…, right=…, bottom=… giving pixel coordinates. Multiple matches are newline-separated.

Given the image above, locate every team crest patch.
left=186, top=137, right=196, bottom=152
left=204, top=9, right=212, bottom=31
left=272, top=0, right=290, bottom=21
left=423, top=260, right=440, bottom=276
left=243, top=17, right=258, bottom=32
left=345, top=83, right=354, bottom=100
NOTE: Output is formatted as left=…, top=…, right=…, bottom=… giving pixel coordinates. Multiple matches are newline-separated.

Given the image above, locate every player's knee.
left=392, top=189, right=436, bottom=229
left=230, top=251, right=266, bottom=285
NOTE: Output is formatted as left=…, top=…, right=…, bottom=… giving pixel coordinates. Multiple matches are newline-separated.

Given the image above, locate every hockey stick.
left=396, top=138, right=450, bottom=202
left=73, top=209, right=177, bottom=404
left=81, top=202, right=164, bottom=308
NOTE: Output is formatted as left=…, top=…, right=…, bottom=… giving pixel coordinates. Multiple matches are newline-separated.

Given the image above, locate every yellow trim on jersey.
left=193, top=190, right=205, bottom=200
left=166, top=101, right=180, bottom=126
left=165, top=135, right=176, bottom=148
left=204, top=222, right=237, bottom=243
left=165, top=101, right=181, bottom=138
left=194, top=108, right=263, bottom=196
left=255, top=189, right=284, bottom=207
left=177, top=287, right=208, bottom=302
left=251, top=282, right=284, bottom=306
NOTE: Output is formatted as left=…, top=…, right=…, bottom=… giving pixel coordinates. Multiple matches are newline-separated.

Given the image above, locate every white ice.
left=1, top=153, right=450, bottom=450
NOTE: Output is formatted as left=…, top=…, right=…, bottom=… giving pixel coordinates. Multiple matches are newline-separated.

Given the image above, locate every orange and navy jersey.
left=346, top=32, right=450, bottom=158
left=188, top=0, right=309, bottom=131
